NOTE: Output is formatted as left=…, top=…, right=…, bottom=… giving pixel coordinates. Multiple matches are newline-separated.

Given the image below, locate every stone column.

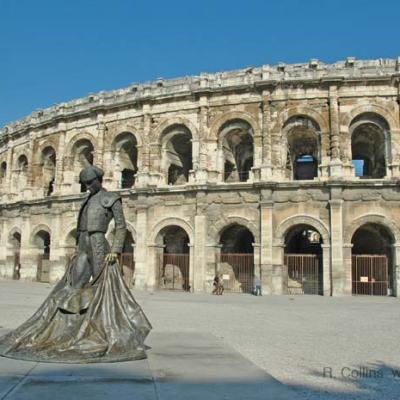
left=134, top=202, right=149, bottom=289
left=260, top=198, right=274, bottom=294
left=342, top=243, right=353, bottom=295
left=260, top=98, right=273, bottom=180
left=48, top=211, right=65, bottom=282
left=19, top=215, right=36, bottom=281
left=94, top=120, right=106, bottom=169
left=321, top=244, right=332, bottom=296
left=193, top=214, right=207, bottom=292
left=188, top=243, right=195, bottom=292
left=5, top=148, right=13, bottom=200
left=391, top=244, right=400, bottom=297
left=329, top=199, right=349, bottom=295
left=54, top=130, right=66, bottom=195
left=328, top=86, right=343, bottom=177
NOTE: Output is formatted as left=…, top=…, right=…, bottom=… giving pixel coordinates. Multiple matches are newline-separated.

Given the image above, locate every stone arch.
left=8, top=227, right=21, bottom=245
left=107, top=219, right=137, bottom=244
left=65, top=131, right=97, bottom=157
left=209, top=111, right=261, bottom=140
left=344, top=214, right=400, bottom=244
left=148, top=217, right=194, bottom=246
left=152, top=117, right=199, bottom=143
left=277, top=106, right=329, bottom=133
left=341, top=104, right=398, bottom=131
left=30, top=224, right=52, bottom=244
left=210, top=216, right=259, bottom=245
left=275, top=215, right=330, bottom=245
left=105, top=125, right=143, bottom=148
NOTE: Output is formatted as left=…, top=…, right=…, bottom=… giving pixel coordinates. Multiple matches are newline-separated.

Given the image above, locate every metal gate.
left=159, top=253, right=190, bottom=291
left=37, top=254, right=50, bottom=283
left=285, top=254, right=320, bottom=295
left=218, top=253, right=254, bottom=293
left=352, top=255, right=389, bottom=296
left=119, top=253, right=135, bottom=287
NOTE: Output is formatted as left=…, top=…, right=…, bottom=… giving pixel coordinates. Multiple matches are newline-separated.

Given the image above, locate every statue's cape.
left=0, top=259, right=152, bottom=363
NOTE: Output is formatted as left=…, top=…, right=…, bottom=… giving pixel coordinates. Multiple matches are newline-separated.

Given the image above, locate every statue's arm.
left=110, top=199, right=127, bottom=254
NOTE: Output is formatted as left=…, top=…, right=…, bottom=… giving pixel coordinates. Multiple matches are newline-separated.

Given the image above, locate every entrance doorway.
left=284, top=225, right=323, bottom=295
left=157, top=225, right=190, bottom=291
left=218, top=224, right=255, bottom=293
left=351, top=223, right=393, bottom=296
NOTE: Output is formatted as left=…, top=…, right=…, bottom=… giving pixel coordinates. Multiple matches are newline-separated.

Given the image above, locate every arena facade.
left=1, top=57, right=400, bottom=296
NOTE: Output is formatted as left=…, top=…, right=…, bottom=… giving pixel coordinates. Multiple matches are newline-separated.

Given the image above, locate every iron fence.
left=158, top=253, right=190, bottom=291
left=284, top=253, right=320, bottom=295
left=217, top=253, right=254, bottom=293
left=352, top=255, right=389, bottom=296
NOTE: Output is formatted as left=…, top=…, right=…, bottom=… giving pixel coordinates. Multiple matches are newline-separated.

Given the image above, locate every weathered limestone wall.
left=1, top=58, right=400, bottom=295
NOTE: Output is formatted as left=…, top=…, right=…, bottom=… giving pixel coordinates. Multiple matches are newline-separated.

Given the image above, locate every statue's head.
left=79, top=165, right=104, bottom=194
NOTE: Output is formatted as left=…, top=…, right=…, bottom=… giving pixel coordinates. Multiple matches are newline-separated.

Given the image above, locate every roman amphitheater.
left=1, top=57, right=400, bottom=297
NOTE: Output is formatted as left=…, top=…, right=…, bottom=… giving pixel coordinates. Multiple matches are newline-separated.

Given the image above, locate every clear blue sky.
left=1, top=0, right=399, bottom=127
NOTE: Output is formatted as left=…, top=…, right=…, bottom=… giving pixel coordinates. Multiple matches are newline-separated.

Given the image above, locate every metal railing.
left=159, top=253, right=190, bottom=291
left=284, top=254, right=320, bottom=295
left=352, top=255, right=389, bottom=296
left=218, top=253, right=254, bottom=293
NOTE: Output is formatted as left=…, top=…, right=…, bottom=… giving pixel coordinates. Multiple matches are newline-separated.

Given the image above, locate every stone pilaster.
left=193, top=214, right=207, bottom=292
left=329, top=199, right=349, bottom=295
left=260, top=97, right=273, bottom=180
left=329, top=86, right=343, bottom=177
left=134, top=201, right=149, bottom=289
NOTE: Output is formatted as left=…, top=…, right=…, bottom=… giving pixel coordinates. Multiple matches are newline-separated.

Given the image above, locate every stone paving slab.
left=0, top=332, right=298, bottom=400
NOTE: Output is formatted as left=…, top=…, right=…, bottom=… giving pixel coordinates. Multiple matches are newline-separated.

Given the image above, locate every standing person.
left=212, top=274, right=220, bottom=295
left=254, top=275, right=262, bottom=296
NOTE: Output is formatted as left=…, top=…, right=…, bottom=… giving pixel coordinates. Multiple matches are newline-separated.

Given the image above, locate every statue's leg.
left=70, top=231, right=92, bottom=288
left=89, top=232, right=110, bottom=280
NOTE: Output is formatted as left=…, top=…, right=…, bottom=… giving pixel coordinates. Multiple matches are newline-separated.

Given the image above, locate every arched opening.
left=351, top=223, right=394, bottom=295
left=15, top=154, right=28, bottom=191
left=112, top=132, right=138, bottom=189
left=0, top=161, right=7, bottom=185
left=219, top=120, right=254, bottom=182
left=40, top=146, right=56, bottom=196
left=71, top=139, right=94, bottom=192
left=156, top=225, right=190, bottom=291
left=9, top=231, right=21, bottom=280
left=33, top=230, right=51, bottom=283
left=284, top=116, right=320, bottom=180
left=161, top=125, right=193, bottom=185
left=218, top=224, right=255, bottom=293
left=350, top=113, right=389, bottom=179
left=284, top=224, right=323, bottom=295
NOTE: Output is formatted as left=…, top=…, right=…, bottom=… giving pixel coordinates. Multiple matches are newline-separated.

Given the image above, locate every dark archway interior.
left=220, top=224, right=254, bottom=254
left=41, top=146, right=56, bottom=196
left=164, top=126, right=193, bottom=185
left=114, top=132, right=138, bottom=189
left=0, top=161, right=6, bottom=181
left=34, top=230, right=51, bottom=258
left=284, top=116, right=320, bottom=180
left=351, top=113, right=388, bottom=179
left=161, top=225, right=189, bottom=254
left=10, top=232, right=21, bottom=250
left=351, top=223, right=393, bottom=290
left=221, top=120, right=254, bottom=182
left=285, top=224, right=322, bottom=254
left=285, top=224, right=323, bottom=294
left=123, top=230, right=135, bottom=253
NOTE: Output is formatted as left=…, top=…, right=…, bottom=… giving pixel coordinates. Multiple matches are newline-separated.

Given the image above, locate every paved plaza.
left=0, top=281, right=400, bottom=399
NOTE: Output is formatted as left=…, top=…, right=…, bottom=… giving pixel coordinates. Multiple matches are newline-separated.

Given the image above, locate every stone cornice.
left=1, top=57, right=399, bottom=140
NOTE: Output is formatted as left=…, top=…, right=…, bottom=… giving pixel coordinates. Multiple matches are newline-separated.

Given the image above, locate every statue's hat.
left=79, top=165, right=104, bottom=183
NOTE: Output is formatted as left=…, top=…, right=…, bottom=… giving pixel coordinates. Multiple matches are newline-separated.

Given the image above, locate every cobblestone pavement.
left=1, top=281, right=400, bottom=399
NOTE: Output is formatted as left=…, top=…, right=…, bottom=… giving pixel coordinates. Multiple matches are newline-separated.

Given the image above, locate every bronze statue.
left=0, top=165, right=151, bottom=363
